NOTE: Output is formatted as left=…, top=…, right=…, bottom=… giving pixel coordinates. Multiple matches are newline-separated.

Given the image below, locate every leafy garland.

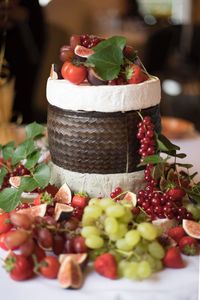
left=0, top=122, right=50, bottom=212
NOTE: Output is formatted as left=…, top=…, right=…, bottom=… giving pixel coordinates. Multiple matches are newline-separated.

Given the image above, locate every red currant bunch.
left=110, top=186, right=123, bottom=199
left=80, top=34, right=102, bottom=48
left=137, top=116, right=155, bottom=159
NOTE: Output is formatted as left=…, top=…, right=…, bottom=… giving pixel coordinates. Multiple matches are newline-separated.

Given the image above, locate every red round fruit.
left=73, top=236, right=88, bottom=253
left=0, top=232, right=9, bottom=250
left=167, top=187, right=186, bottom=201
left=39, top=256, right=60, bottom=279
left=0, top=213, right=13, bottom=234
left=61, top=61, right=87, bottom=84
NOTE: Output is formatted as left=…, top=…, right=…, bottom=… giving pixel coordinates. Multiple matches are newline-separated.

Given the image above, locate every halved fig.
left=87, top=68, right=107, bottom=85
left=17, top=203, right=47, bottom=218
left=58, top=256, right=83, bottom=289
left=54, top=203, right=74, bottom=222
left=59, top=253, right=88, bottom=266
left=9, top=176, right=21, bottom=188
left=54, top=183, right=72, bottom=204
left=74, top=45, right=94, bottom=58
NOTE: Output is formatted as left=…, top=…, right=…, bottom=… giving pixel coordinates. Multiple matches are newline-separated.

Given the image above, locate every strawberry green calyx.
left=41, top=192, right=53, bottom=205
left=75, top=192, right=89, bottom=198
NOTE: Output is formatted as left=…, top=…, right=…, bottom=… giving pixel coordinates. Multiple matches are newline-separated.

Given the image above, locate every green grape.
left=82, top=215, right=96, bottom=226
left=118, top=260, right=129, bottom=277
left=118, top=223, right=128, bottom=237
left=154, top=259, right=163, bottom=272
left=84, top=205, right=103, bottom=219
left=116, top=239, right=133, bottom=251
left=104, top=217, right=119, bottom=234
left=134, top=240, right=149, bottom=255
left=85, top=235, right=104, bottom=249
left=137, top=222, right=158, bottom=241
left=186, top=203, right=200, bottom=220
left=89, top=198, right=101, bottom=206
left=137, top=260, right=152, bottom=279
left=144, top=254, right=156, bottom=270
left=125, top=230, right=141, bottom=247
left=109, top=231, right=123, bottom=241
left=118, top=208, right=133, bottom=223
left=99, top=198, right=114, bottom=210
left=124, top=261, right=139, bottom=280
left=81, top=226, right=100, bottom=238
left=148, top=241, right=165, bottom=259
left=106, top=204, right=125, bottom=218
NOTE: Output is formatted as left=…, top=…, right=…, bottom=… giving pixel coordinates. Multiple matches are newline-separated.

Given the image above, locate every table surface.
left=0, top=136, right=200, bottom=300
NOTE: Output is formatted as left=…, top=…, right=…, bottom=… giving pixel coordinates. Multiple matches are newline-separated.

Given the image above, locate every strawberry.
left=167, top=187, right=186, bottom=201
left=179, top=236, right=199, bottom=256
left=163, top=247, right=184, bottom=268
left=71, top=192, right=89, bottom=209
left=167, top=226, right=186, bottom=243
left=125, top=64, right=148, bottom=84
left=33, top=192, right=53, bottom=206
left=94, top=253, right=117, bottom=279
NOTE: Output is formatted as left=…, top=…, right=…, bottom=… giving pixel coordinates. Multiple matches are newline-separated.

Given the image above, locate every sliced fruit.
left=54, top=183, right=72, bottom=204
left=74, top=45, right=94, bottom=58
left=54, top=203, right=74, bottom=222
left=182, top=219, right=200, bottom=239
left=59, top=253, right=88, bottom=265
left=87, top=68, right=107, bottom=85
left=58, top=256, right=83, bottom=289
left=17, top=204, right=47, bottom=218
left=9, top=176, right=21, bottom=188
left=123, top=192, right=137, bottom=207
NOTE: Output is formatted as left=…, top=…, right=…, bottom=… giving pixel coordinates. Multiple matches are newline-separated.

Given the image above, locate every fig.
left=54, top=203, right=74, bottom=222
left=74, top=45, right=94, bottom=58
left=58, top=256, right=83, bottom=289
left=54, top=183, right=72, bottom=204
left=87, top=68, right=107, bottom=86
left=59, top=253, right=88, bottom=267
left=17, top=204, right=47, bottom=218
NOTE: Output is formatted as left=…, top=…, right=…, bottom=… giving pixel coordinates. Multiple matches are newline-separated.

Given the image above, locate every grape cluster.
left=137, top=116, right=155, bottom=159
left=136, top=115, right=193, bottom=222
left=80, top=34, right=102, bottom=48
left=81, top=197, right=165, bottom=280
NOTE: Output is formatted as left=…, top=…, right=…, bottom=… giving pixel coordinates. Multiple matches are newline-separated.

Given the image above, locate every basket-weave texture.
left=47, top=104, right=161, bottom=174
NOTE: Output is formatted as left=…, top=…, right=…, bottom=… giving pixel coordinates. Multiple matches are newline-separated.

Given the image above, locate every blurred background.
left=0, top=0, right=200, bottom=134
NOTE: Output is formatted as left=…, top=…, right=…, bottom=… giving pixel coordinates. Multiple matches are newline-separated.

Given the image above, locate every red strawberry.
left=163, top=247, right=185, bottom=268
left=33, top=192, right=53, bottom=206
left=167, top=187, right=186, bottom=201
left=179, top=236, right=199, bottom=256
left=168, top=226, right=186, bottom=243
left=71, top=192, right=89, bottom=209
left=126, top=64, right=148, bottom=84
left=94, top=253, right=117, bottom=280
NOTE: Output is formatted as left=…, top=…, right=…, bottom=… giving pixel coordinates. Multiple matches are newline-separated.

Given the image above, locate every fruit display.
left=0, top=121, right=200, bottom=290
left=51, top=34, right=150, bottom=86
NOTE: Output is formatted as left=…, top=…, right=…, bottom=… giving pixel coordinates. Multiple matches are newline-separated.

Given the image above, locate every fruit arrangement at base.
left=0, top=121, right=200, bottom=289
left=52, top=34, right=150, bottom=86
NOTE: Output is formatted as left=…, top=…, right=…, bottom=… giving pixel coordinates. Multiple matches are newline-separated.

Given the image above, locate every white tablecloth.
left=0, top=137, right=200, bottom=300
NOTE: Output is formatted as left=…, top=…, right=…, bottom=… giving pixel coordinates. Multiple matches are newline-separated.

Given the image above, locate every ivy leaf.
left=2, top=141, right=15, bottom=160
left=25, top=122, right=45, bottom=139
left=12, top=139, right=36, bottom=165
left=32, top=164, right=50, bottom=189
left=0, top=166, right=8, bottom=187
left=93, top=36, right=126, bottom=51
left=20, top=176, right=38, bottom=192
left=138, top=154, right=168, bottom=167
left=167, top=151, right=187, bottom=159
left=0, top=188, right=21, bottom=212
left=175, top=163, right=193, bottom=169
left=25, top=150, right=41, bottom=170
left=87, top=44, right=124, bottom=80
left=156, top=134, right=180, bottom=152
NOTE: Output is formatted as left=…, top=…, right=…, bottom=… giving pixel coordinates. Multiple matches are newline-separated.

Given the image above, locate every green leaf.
left=185, top=190, right=200, bottom=203
left=25, top=122, right=45, bottom=139
left=138, top=154, right=167, bottom=167
left=19, top=176, right=38, bottom=192
left=32, top=164, right=50, bottom=189
left=87, top=44, right=123, bottom=80
left=0, top=188, right=21, bottom=212
left=151, top=164, right=164, bottom=180
left=156, top=134, right=180, bottom=152
left=12, top=139, right=36, bottom=165
left=0, top=166, right=8, bottom=187
left=189, top=172, right=198, bottom=180
left=93, top=36, right=127, bottom=51
left=25, top=150, right=41, bottom=170
left=2, top=141, right=15, bottom=160
left=167, top=151, right=187, bottom=159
